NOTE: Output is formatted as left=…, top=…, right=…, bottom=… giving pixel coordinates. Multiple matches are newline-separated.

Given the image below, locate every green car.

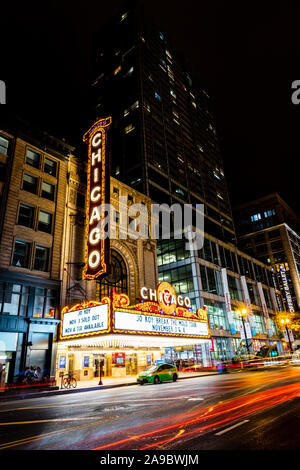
left=137, top=363, right=178, bottom=385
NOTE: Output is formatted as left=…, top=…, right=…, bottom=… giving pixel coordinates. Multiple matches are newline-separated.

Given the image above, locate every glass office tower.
left=89, top=1, right=286, bottom=362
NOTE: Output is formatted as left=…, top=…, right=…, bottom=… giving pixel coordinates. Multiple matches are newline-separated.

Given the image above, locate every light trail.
left=92, top=380, right=300, bottom=450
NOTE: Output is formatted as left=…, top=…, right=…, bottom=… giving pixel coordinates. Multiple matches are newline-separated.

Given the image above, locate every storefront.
left=56, top=282, right=211, bottom=381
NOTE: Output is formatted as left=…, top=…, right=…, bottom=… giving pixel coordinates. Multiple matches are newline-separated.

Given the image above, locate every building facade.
left=89, top=2, right=287, bottom=363
left=0, top=117, right=73, bottom=384
left=56, top=153, right=160, bottom=382
left=234, top=193, right=300, bottom=313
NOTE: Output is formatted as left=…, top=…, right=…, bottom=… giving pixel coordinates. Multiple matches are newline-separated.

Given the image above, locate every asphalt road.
left=1, top=365, right=300, bottom=451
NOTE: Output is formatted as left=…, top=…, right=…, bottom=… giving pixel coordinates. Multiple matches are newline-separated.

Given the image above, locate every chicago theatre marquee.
left=56, top=118, right=211, bottom=382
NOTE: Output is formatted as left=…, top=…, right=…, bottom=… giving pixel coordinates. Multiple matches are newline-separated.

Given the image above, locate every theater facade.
left=56, top=282, right=210, bottom=381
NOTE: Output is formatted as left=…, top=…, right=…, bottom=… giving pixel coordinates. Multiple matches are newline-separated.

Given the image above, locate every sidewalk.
left=0, top=370, right=218, bottom=401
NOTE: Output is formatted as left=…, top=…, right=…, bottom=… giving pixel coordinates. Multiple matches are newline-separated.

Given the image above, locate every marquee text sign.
left=61, top=303, right=109, bottom=339
left=114, top=310, right=209, bottom=337
left=83, top=117, right=112, bottom=279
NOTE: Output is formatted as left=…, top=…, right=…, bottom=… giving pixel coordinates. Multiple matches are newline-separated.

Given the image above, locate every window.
left=114, top=211, right=120, bottom=224
left=159, top=32, right=165, bottom=40
left=33, top=287, right=45, bottom=317
left=113, top=65, right=121, bottom=75
left=41, top=181, right=55, bottom=201
left=18, top=203, right=34, bottom=228
left=34, top=245, right=50, bottom=272
left=124, top=124, right=135, bottom=134
left=2, top=284, right=21, bottom=316
left=124, top=67, right=134, bottom=78
left=44, top=157, right=57, bottom=176
left=76, top=192, right=85, bottom=209
left=38, top=210, right=52, bottom=234
left=250, top=213, right=261, bottom=222
left=12, top=240, right=31, bottom=268
left=155, top=92, right=162, bottom=101
left=264, top=209, right=276, bottom=218
left=32, top=287, right=57, bottom=318
left=0, top=135, right=9, bottom=155
left=121, top=12, right=128, bottom=21
left=26, top=149, right=40, bottom=168
left=0, top=162, right=6, bottom=181
left=22, top=173, right=38, bottom=194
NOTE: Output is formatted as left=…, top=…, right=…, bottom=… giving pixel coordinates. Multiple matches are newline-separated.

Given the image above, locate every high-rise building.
left=90, top=0, right=235, bottom=244
left=88, top=1, right=288, bottom=362
left=233, top=193, right=300, bottom=313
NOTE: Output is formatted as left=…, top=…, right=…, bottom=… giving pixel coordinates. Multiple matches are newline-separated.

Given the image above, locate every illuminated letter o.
left=88, top=250, right=101, bottom=269
left=184, top=297, right=191, bottom=308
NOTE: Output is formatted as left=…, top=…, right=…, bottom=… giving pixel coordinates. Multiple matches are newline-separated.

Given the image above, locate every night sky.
left=1, top=0, right=300, bottom=213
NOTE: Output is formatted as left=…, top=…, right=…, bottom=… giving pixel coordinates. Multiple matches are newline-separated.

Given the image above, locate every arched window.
left=96, top=249, right=128, bottom=299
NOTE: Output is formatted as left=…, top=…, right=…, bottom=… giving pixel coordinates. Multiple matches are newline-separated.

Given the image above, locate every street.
left=1, top=365, right=300, bottom=451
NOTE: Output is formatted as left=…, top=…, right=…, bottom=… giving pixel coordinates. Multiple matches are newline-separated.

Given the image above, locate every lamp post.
left=236, top=308, right=251, bottom=357
left=280, top=317, right=294, bottom=353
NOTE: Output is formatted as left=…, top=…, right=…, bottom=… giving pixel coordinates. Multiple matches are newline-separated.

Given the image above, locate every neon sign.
left=83, top=117, right=112, bottom=279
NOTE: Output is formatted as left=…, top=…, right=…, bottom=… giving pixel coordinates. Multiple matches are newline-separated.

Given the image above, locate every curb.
left=0, top=372, right=219, bottom=402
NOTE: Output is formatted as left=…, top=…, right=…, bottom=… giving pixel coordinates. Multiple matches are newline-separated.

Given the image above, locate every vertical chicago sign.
left=83, top=117, right=112, bottom=279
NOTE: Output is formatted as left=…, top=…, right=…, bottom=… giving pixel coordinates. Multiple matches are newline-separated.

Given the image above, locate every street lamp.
left=236, top=307, right=251, bottom=357
left=280, top=317, right=294, bottom=353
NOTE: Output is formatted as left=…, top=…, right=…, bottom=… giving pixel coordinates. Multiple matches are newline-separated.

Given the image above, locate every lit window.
left=22, top=173, right=38, bottom=194
left=0, top=135, right=9, bottom=155
left=113, top=65, right=121, bottom=75
left=124, top=100, right=139, bottom=116
left=160, top=32, right=165, bottom=40
left=264, top=209, right=276, bottom=218
left=166, top=50, right=172, bottom=59
left=114, top=211, right=120, bottom=224
left=217, top=192, right=224, bottom=200
left=124, top=67, right=134, bottom=77
left=121, top=12, right=128, bottom=21
left=26, top=149, right=40, bottom=168
left=12, top=240, right=31, bottom=268
left=38, top=210, right=53, bottom=234
left=197, top=144, right=203, bottom=153
left=41, top=181, right=55, bottom=201
left=251, top=213, right=262, bottom=222
left=174, top=187, right=185, bottom=197
left=44, top=157, right=57, bottom=176
left=160, top=59, right=167, bottom=68
left=192, top=101, right=197, bottom=109
left=124, top=124, right=135, bottom=134
left=155, top=91, right=162, bottom=101
left=34, top=246, right=50, bottom=272
left=213, top=169, right=222, bottom=180
left=170, top=89, right=176, bottom=98
left=167, top=66, right=174, bottom=81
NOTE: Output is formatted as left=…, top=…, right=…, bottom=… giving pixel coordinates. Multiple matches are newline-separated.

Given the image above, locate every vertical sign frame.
left=83, top=117, right=112, bottom=279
